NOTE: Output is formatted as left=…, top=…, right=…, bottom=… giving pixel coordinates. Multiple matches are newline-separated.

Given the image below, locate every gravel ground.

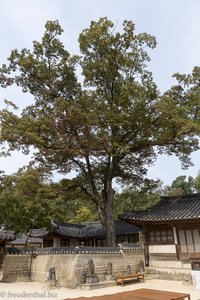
left=0, top=279, right=199, bottom=300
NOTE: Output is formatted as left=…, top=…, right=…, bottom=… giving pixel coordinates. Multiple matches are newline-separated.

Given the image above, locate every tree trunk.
left=100, top=187, right=116, bottom=247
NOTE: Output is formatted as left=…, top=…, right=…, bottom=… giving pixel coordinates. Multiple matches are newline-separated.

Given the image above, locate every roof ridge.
left=161, top=193, right=200, bottom=202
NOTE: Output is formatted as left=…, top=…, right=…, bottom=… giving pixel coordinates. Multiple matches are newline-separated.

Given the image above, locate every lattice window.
left=149, top=228, right=174, bottom=244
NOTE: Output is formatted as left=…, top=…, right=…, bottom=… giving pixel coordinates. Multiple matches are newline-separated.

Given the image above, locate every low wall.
left=2, top=254, right=32, bottom=282
left=3, top=244, right=144, bottom=288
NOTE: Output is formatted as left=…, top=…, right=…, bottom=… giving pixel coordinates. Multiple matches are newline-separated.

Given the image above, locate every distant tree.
left=114, top=179, right=161, bottom=217
left=168, top=175, right=195, bottom=195
left=194, top=173, right=200, bottom=192
left=0, top=167, right=49, bottom=231
left=0, top=167, right=69, bottom=232
left=0, top=172, right=19, bottom=226
left=68, top=206, right=99, bottom=224
left=1, top=19, right=200, bottom=245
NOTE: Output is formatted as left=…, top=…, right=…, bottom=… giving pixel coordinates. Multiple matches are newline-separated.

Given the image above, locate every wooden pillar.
left=142, top=227, right=149, bottom=267
left=173, top=226, right=180, bottom=261
left=53, top=237, right=61, bottom=247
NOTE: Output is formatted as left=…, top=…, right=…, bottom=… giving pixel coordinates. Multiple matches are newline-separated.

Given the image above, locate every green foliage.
left=68, top=206, right=99, bottom=224
left=0, top=167, right=47, bottom=231
left=170, top=175, right=195, bottom=195
left=194, top=173, right=200, bottom=192
left=164, top=173, right=200, bottom=196
left=1, top=19, right=200, bottom=245
left=114, top=179, right=161, bottom=217
left=0, top=167, right=67, bottom=232
left=0, top=167, right=100, bottom=232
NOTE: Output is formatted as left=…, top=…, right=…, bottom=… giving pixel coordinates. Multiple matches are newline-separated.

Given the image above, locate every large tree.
left=0, top=18, right=200, bottom=246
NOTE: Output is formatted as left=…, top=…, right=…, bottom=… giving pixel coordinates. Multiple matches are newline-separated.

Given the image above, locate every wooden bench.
left=116, top=272, right=144, bottom=286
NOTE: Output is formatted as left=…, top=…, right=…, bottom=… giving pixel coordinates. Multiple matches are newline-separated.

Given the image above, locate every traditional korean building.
left=0, top=226, right=15, bottom=268
left=11, top=235, right=43, bottom=249
left=121, top=193, right=200, bottom=273
left=30, top=220, right=143, bottom=247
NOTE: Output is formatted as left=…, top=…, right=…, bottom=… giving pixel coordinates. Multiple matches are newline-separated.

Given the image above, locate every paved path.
left=0, top=279, right=199, bottom=300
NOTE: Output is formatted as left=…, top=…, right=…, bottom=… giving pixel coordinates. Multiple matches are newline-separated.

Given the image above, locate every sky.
left=1, top=0, right=200, bottom=185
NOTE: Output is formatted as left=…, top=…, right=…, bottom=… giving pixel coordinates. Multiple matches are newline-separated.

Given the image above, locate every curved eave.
left=0, top=232, right=15, bottom=241
left=80, top=235, right=104, bottom=239
left=54, top=232, right=80, bottom=238
left=124, top=217, right=200, bottom=226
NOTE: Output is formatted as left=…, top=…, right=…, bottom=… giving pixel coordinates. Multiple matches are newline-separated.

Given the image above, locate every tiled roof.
left=114, top=220, right=142, bottom=235
left=118, top=242, right=143, bottom=250
left=0, top=224, right=15, bottom=241
left=29, top=228, right=50, bottom=238
left=8, top=244, right=143, bottom=255
left=51, top=220, right=142, bottom=238
left=81, top=223, right=103, bottom=238
left=121, top=193, right=200, bottom=224
left=0, top=229, right=15, bottom=241
left=51, top=220, right=84, bottom=237
left=36, top=246, right=121, bottom=254
left=30, top=220, right=142, bottom=239
left=12, top=235, right=43, bottom=245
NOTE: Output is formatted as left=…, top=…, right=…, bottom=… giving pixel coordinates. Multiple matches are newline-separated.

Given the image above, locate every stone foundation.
left=146, top=266, right=193, bottom=283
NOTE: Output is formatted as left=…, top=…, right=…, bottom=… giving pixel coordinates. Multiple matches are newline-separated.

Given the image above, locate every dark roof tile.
left=29, top=228, right=49, bottom=238
left=12, top=235, right=43, bottom=245
left=32, top=245, right=142, bottom=255
left=52, top=220, right=142, bottom=238
left=0, top=230, right=15, bottom=241
left=30, top=220, right=142, bottom=238
left=121, top=193, right=200, bottom=224
left=51, top=220, right=84, bottom=237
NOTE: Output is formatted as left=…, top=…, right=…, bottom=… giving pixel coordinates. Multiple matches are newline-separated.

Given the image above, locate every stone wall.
left=2, top=244, right=144, bottom=288
left=2, top=254, right=32, bottom=282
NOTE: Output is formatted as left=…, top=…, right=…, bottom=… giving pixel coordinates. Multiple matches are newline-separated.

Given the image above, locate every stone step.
left=78, top=280, right=116, bottom=290
left=145, top=266, right=192, bottom=282
left=144, top=273, right=159, bottom=280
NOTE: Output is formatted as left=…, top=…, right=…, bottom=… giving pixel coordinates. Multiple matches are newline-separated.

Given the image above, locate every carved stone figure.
left=47, top=266, right=56, bottom=281
left=88, top=259, right=94, bottom=275
left=126, top=265, right=131, bottom=274
left=106, top=262, right=112, bottom=275
left=85, top=259, right=98, bottom=284
left=139, top=260, right=145, bottom=273
left=80, top=270, right=86, bottom=284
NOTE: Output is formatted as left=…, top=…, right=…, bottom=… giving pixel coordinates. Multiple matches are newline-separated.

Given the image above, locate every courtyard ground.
left=0, top=279, right=199, bottom=300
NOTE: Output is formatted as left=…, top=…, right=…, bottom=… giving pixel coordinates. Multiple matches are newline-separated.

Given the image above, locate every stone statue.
left=47, top=266, right=56, bottom=281
left=85, top=259, right=98, bottom=284
left=139, top=260, right=145, bottom=273
left=126, top=265, right=131, bottom=274
left=80, top=270, right=86, bottom=284
left=106, top=262, right=112, bottom=275
left=88, top=259, right=94, bottom=275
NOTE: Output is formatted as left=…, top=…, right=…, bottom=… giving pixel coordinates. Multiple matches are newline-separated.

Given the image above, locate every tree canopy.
left=0, top=167, right=57, bottom=232
left=1, top=18, right=200, bottom=245
left=163, top=173, right=200, bottom=196
left=0, top=167, right=98, bottom=232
